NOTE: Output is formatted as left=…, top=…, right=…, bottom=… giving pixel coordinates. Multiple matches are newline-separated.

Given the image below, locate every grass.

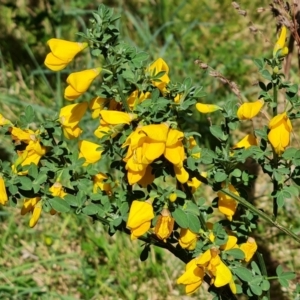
left=0, top=208, right=213, bottom=300
left=0, top=0, right=300, bottom=299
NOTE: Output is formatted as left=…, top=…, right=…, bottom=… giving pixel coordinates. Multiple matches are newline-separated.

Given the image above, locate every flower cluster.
left=0, top=6, right=296, bottom=298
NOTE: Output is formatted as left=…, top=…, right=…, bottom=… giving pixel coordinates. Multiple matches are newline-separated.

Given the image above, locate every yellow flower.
left=178, top=228, right=198, bottom=250
left=21, top=197, right=42, bottom=228
left=94, top=110, right=136, bottom=139
left=177, top=258, right=205, bottom=295
left=0, top=176, right=8, bottom=205
left=49, top=182, right=67, bottom=215
left=64, top=68, right=102, bottom=101
left=99, top=110, right=136, bottom=125
left=122, top=124, right=169, bottom=185
left=207, top=222, right=238, bottom=250
left=196, top=103, right=222, bottom=114
left=232, top=134, right=258, bottom=149
left=237, top=100, right=264, bottom=120
left=49, top=182, right=67, bottom=198
left=197, top=248, right=232, bottom=288
left=126, top=200, right=154, bottom=240
left=127, top=90, right=151, bottom=110
left=78, top=140, right=103, bottom=166
left=187, top=176, right=203, bottom=194
left=10, top=127, right=36, bottom=144
left=93, top=173, right=112, bottom=195
left=13, top=140, right=47, bottom=174
left=169, top=193, right=177, bottom=202
left=217, top=183, right=239, bottom=221
left=174, top=94, right=181, bottom=104
left=148, top=58, right=170, bottom=93
left=239, top=237, right=258, bottom=262
left=164, top=129, right=189, bottom=183
left=59, top=102, right=88, bottom=139
left=174, top=165, right=189, bottom=184
left=188, top=136, right=201, bottom=159
left=164, top=129, right=185, bottom=166
left=268, top=112, right=292, bottom=155
left=137, top=165, right=155, bottom=187
left=44, top=39, right=88, bottom=71
left=154, top=208, right=174, bottom=242
left=89, top=96, right=107, bottom=118
left=273, top=26, right=289, bottom=57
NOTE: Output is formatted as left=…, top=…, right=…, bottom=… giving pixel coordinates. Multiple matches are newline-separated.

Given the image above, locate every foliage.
left=1, top=1, right=300, bottom=299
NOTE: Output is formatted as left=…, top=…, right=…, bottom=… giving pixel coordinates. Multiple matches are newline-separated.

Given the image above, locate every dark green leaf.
left=234, top=267, right=253, bottom=281
left=49, top=197, right=70, bottom=213
left=210, top=125, right=228, bottom=141
left=214, top=171, right=228, bottom=182
left=187, top=213, right=201, bottom=232
left=82, top=203, right=99, bottom=215
left=225, top=248, right=245, bottom=260
left=172, top=208, right=189, bottom=229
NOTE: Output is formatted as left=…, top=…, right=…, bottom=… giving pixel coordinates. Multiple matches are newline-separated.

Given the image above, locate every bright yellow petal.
left=0, top=176, right=8, bottom=205
left=29, top=202, right=42, bottom=228
left=239, top=237, right=257, bottom=262
left=232, top=134, right=258, bottom=149
left=174, top=165, right=189, bottom=183
left=47, top=39, right=88, bottom=61
left=273, top=26, right=288, bottom=57
left=196, top=103, right=222, bottom=113
left=141, top=123, right=169, bottom=141
left=237, top=100, right=264, bottom=120
left=65, top=68, right=101, bottom=96
left=127, top=201, right=154, bottom=229
left=196, top=249, right=212, bottom=266
left=78, top=140, right=102, bottom=165
left=44, top=53, right=68, bottom=71
left=59, top=102, right=88, bottom=127
left=214, top=260, right=232, bottom=287
left=64, top=85, right=83, bottom=101
left=99, top=110, right=133, bottom=125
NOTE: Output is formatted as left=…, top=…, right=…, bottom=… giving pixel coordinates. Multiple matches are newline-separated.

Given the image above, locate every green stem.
left=272, top=81, right=279, bottom=219
left=221, top=188, right=300, bottom=243
left=256, top=252, right=271, bottom=300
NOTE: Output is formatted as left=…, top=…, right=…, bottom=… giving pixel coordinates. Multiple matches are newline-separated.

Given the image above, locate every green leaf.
left=261, top=279, right=270, bottom=291
left=251, top=261, right=261, bottom=275
left=172, top=208, right=189, bottom=229
left=119, top=202, right=129, bottom=216
left=234, top=267, right=253, bottom=281
left=210, top=125, right=228, bottom=141
left=140, top=245, right=150, bottom=262
left=185, top=201, right=199, bottom=215
left=64, top=194, right=80, bottom=207
left=279, top=271, right=296, bottom=280
left=200, top=149, right=217, bottom=164
left=19, top=176, right=32, bottom=191
left=131, top=51, right=149, bottom=67
left=82, top=204, right=100, bottom=215
left=276, top=265, right=283, bottom=276
left=287, top=83, right=298, bottom=94
left=24, top=105, right=35, bottom=123
left=261, top=69, right=272, bottom=81
left=49, top=197, right=70, bottom=213
left=214, top=171, right=228, bottom=182
left=187, top=213, right=201, bottom=232
left=225, top=248, right=245, bottom=260
left=253, top=58, right=264, bottom=70
left=278, top=278, right=289, bottom=288
left=231, top=169, right=242, bottom=178
left=249, top=284, right=262, bottom=296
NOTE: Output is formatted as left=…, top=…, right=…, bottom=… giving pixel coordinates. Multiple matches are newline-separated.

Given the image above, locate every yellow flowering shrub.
left=0, top=4, right=299, bottom=299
